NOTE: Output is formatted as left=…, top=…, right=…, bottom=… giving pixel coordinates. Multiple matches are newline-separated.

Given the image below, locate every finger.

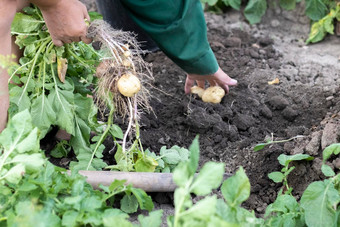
left=226, top=78, right=238, bottom=86
left=207, top=79, right=217, bottom=87
left=82, top=5, right=91, bottom=22
left=196, top=80, right=205, bottom=89
left=52, top=38, right=64, bottom=47
left=62, top=39, right=73, bottom=44
left=184, top=76, right=195, bottom=94
left=72, top=37, right=81, bottom=42
left=219, top=84, right=230, bottom=94
left=81, top=36, right=93, bottom=44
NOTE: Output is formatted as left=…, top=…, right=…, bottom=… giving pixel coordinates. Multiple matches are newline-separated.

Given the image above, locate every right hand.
left=38, top=0, right=92, bottom=46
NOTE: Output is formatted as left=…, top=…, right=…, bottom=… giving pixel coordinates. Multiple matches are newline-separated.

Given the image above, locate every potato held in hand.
left=117, top=73, right=141, bottom=97
left=202, top=86, right=225, bottom=103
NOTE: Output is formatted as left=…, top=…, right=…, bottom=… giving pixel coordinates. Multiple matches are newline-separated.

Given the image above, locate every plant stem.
left=18, top=38, right=51, bottom=104
left=86, top=105, right=114, bottom=171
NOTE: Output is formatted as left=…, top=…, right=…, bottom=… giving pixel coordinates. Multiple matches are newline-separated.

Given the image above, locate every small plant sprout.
left=254, top=134, right=305, bottom=151
left=268, top=154, right=313, bottom=195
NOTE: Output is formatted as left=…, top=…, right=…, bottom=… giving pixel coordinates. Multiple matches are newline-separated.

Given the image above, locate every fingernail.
left=229, top=79, right=238, bottom=85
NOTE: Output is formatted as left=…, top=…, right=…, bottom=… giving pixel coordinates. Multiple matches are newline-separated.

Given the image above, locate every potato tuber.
left=117, top=73, right=141, bottom=97
left=201, top=86, right=225, bottom=103
left=190, top=86, right=205, bottom=98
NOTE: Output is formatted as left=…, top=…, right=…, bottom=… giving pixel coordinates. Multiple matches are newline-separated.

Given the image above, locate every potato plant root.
left=88, top=20, right=153, bottom=118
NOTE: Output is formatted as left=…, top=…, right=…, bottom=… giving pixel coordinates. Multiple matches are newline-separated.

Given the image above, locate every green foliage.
left=321, top=143, right=340, bottom=176
left=244, top=0, right=267, bottom=24
left=306, top=5, right=340, bottom=43
left=0, top=111, right=157, bottom=226
left=168, top=137, right=263, bottom=227
left=269, top=153, right=313, bottom=195
left=200, top=0, right=340, bottom=43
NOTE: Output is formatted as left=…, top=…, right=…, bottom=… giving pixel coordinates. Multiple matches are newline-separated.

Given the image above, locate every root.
left=88, top=20, right=153, bottom=118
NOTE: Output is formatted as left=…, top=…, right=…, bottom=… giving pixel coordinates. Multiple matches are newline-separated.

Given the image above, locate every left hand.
left=184, top=67, right=237, bottom=94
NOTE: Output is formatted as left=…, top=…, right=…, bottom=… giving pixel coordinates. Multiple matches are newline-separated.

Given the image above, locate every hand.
left=184, top=67, right=237, bottom=94
left=38, top=0, right=92, bottom=46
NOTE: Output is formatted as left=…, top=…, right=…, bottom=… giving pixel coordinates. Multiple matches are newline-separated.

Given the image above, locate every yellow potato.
left=122, top=59, right=131, bottom=67
left=190, top=86, right=205, bottom=98
left=124, top=50, right=131, bottom=57
left=202, top=86, right=225, bottom=103
left=117, top=73, right=141, bottom=97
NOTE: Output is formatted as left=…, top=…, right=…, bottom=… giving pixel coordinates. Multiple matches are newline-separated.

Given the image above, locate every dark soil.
left=69, top=0, right=340, bottom=220
left=136, top=23, right=340, bottom=214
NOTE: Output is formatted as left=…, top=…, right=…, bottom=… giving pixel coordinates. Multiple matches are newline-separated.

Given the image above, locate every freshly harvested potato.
left=190, top=86, right=205, bottom=98
left=117, top=73, right=141, bottom=97
left=202, top=86, right=225, bottom=103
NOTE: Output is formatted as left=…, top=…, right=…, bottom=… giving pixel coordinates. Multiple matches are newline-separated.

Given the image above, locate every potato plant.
left=2, top=6, right=184, bottom=174
left=201, top=0, right=340, bottom=43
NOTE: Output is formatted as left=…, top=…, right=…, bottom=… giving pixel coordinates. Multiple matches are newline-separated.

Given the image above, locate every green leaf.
left=11, top=153, right=45, bottom=172
left=110, top=124, right=124, bottom=139
left=306, top=21, right=326, bottom=44
left=3, top=163, right=25, bottom=184
left=89, top=11, right=103, bottom=21
left=244, top=0, right=267, bottom=24
left=62, top=210, right=78, bottom=227
left=11, top=13, right=43, bottom=33
left=301, top=179, right=340, bottom=227
left=138, top=210, right=163, bottom=227
left=160, top=146, right=182, bottom=165
left=321, top=164, right=335, bottom=177
left=277, top=153, right=313, bottom=167
left=323, top=143, right=340, bottom=162
left=135, top=156, right=158, bottom=172
left=190, top=162, right=225, bottom=196
left=279, top=0, right=296, bottom=10
left=221, top=167, right=250, bottom=207
left=268, top=171, right=284, bottom=183
left=69, top=117, right=91, bottom=154
left=173, top=162, right=191, bottom=187
left=188, top=136, right=200, bottom=176
left=324, top=16, right=335, bottom=34
left=253, top=143, right=267, bottom=151
left=31, top=94, right=56, bottom=137
left=265, top=194, right=300, bottom=216
left=222, top=0, right=241, bottom=10
left=129, top=187, right=154, bottom=212
left=305, top=0, right=328, bottom=21
left=182, top=196, right=217, bottom=221
left=74, top=94, right=93, bottom=120
left=120, top=194, right=139, bottom=214
left=0, top=110, right=38, bottom=153
left=9, top=86, right=31, bottom=112
left=201, top=0, right=219, bottom=6
left=48, top=89, right=75, bottom=135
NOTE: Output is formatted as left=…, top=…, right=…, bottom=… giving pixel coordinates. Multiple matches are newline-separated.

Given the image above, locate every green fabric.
left=121, top=0, right=219, bottom=75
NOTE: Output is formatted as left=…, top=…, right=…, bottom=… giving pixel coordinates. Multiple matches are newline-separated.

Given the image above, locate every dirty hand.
left=184, top=67, right=238, bottom=94
left=37, top=0, right=92, bottom=46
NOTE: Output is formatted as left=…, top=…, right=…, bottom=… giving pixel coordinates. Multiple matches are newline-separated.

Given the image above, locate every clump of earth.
left=76, top=0, right=340, bottom=220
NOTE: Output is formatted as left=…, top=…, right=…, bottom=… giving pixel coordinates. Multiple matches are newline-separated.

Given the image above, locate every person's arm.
left=121, top=0, right=237, bottom=94
left=29, top=0, right=92, bottom=46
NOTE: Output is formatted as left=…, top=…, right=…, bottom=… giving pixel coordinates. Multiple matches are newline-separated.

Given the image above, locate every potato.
left=190, top=86, right=205, bottom=98
left=202, top=86, right=225, bottom=103
left=117, top=73, right=141, bottom=97
left=122, top=59, right=131, bottom=67
left=124, top=50, right=131, bottom=57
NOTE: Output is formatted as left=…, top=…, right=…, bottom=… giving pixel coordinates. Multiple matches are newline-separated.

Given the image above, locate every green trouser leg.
left=121, top=0, right=219, bottom=75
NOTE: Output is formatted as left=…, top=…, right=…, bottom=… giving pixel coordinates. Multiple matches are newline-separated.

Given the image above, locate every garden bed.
left=71, top=0, right=340, bottom=222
